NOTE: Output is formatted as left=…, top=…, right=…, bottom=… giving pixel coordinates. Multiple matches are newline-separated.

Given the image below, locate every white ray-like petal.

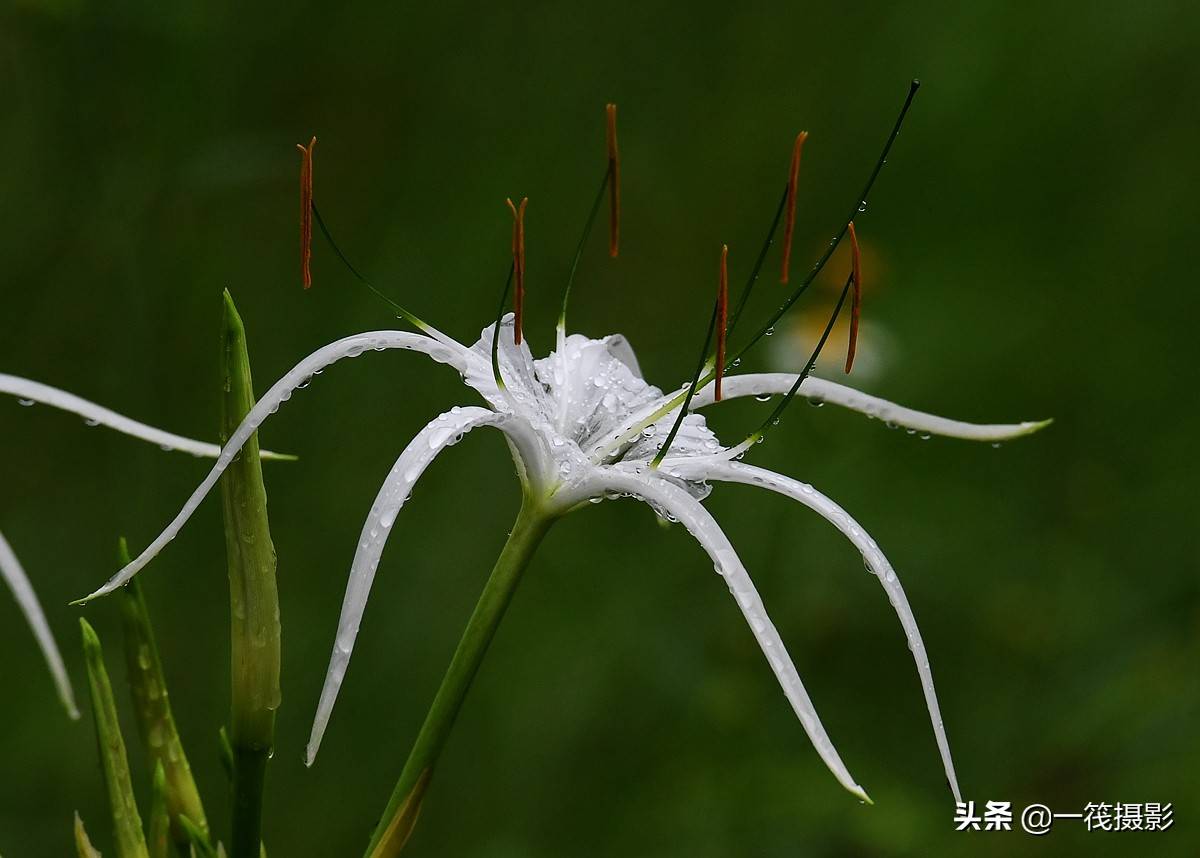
left=306, top=406, right=512, bottom=764
left=672, top=459, right=962, bottom=803
left=691, top=373, right=1050, bottom=442
left=0, top=529, right=78, bottom=719
left=77, top=330, right=474, bottom=603
left=0, top=373, right=294, bottom=460
left=594, top=469, right=870, bottom=802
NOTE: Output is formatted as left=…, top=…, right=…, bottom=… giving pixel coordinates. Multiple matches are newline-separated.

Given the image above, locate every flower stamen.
left=506, top=197, right=528, bottom=344
left=779, top=131, right=807, bottom=285
left=650, top=244, right=726, bottom=468
left=715, top=245, right=729, bottom=402
left=296, top=136, right=316, bottom=290
left=558, top=105, right=618, bottom=334
left=844, top=221, right=863, bottom=374
left=606, top=103, right=620, bottom=258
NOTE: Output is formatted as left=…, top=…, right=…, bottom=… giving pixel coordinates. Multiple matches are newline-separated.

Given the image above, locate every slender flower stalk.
left=219, top=291, right=282, bottom=858
left=365, top=496, right=555, bottom=856
left=118, top=538, right=209, bottom=848
left=80, top=618, right=150, bottom=858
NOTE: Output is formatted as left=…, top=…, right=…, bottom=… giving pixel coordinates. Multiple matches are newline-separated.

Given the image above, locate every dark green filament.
left=490, top=264, right=516, bottom=389
left=650, top=295, right=721, bottom=468
left=310, top=202, right=434, bottom=334
left=559, top=164, right=613, bottom=328
left=727, top=80, right=921, bottom=371
left=750, top=270, right=854, bottom=440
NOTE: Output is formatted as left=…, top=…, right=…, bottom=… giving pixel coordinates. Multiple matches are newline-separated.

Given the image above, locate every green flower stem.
left=117, top=540, right=209, bottom=849
left=220, top=291, right=281, bottom=858
left=80, top=618, right=150, bottom=858
left=365, top=497, right=555, bottom=857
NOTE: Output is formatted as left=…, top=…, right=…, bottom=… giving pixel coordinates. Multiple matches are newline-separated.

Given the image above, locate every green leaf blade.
left=80, top=618, right=150, bottom=858
left=219, top=291, right=281, bottom=858
left=118, top=539, right=210, bottom=849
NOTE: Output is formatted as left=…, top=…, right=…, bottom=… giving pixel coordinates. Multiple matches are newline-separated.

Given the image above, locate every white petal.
left=0, top=529, right=78, bottom=718
left=305, top=406, right=512, bottom=765
left=692, top=373, right=1051, bottom=442
left=0, top=373, right=293, bottom=460
left=465, top=315, right=547, bottom=415
left=675, top=459, right=962, bottom=803
left=76, top=330, right=473, bottom=603
left=595, top=469, right=870, bottom=802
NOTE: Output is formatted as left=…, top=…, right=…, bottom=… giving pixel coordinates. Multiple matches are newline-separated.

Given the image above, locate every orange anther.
left=715, top=245, right=729, bottom=401
left=506, top=197, right=528, bottom=344
left=844, top=221, right=863, bottom=374
left=780, top=131, right=807, bottom=284
left=296, top=137, right=316, bottom=289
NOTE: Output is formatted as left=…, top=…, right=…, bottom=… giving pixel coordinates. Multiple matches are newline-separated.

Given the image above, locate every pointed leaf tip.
left=81, top=617, right=150, bottom=858
left=74, top=811, right=103, bottom=858
left=148, top=761, right=171, bottom=858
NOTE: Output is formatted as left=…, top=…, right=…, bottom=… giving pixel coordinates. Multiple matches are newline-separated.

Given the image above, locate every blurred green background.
left=2, top=2, right=1197, bottom=856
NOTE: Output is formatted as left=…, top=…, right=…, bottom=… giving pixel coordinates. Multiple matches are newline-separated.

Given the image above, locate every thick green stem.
left=365, top=498, right=555, bottom=857
left=219, top=290, right=281, bottom=858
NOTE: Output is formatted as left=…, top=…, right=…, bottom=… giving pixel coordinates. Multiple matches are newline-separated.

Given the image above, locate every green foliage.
left=117, top=540, right=209, bottom=849
left=80, top=619, right=149, bottom=858
left=219, top=291, right=281, bottom=858
left=146, top=763, right=170, bottom=858
left=73, top=813, right=102, bottom=858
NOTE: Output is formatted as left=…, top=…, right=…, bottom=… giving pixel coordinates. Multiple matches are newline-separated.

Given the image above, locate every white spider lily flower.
left=78, top=313, right=1046, bottom=804
left=1, top=373, right=290, bottom=718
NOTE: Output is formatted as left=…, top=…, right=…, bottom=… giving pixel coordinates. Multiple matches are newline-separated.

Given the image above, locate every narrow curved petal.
left=0, top=373, right=294, bottom=460
left=77, top=330, right=473, bottom=603
left=691, top=373, right=1051, bottom=442
left=306, top=406, right=512, bottom=764
left=595, top=469, right=870, bottom=802
left=675, top=459, right=962, bottom=803
left=0, top=529, right=78, bottom=718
